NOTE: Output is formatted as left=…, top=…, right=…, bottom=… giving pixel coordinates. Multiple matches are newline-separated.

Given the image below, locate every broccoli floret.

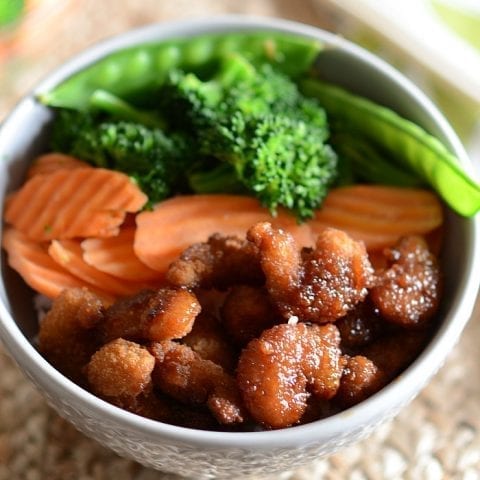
left=50, top=109, right=103, bottom=164
left=160, top=55, right=300, bottom=131
left=194, top=111, right=337, bottom=219
left=158, top=54, right=253, bottom=131
left=159, top=54, right=337, bottom=220
left=225, top=63, right=300, bottom=117
left=243, top=115, right=337, bottom=218
left=50, top=109, right=192, bottom=205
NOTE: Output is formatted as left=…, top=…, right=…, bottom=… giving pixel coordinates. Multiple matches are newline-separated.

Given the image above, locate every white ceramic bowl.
left=1, top=16, right=479, bottom=479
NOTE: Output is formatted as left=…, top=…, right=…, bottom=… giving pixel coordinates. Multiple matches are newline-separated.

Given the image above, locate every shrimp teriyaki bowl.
left=0, top=16, right=479, bottom=479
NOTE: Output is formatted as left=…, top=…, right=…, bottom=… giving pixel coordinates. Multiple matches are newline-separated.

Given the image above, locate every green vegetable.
left=188, top=162, right=246, bottom=194
left=50, top=109, right=192, bottom=205
left=195, top=113, right=337, bottom=221
left=89, top=89, right=165, bottom=129
left=301, top=78, right=480, bottom=217
left=332, top=132, right=423, bottom=187
left=39, top=32, right=322, bottom=110
left=159, top=55, right=337, bottom=220
left=157, top=53, right=266, bottom=131
left=158, top=54, right=306, bottom=134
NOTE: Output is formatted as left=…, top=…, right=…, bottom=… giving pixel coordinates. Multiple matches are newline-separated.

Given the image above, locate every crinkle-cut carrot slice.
left=134, top=194, right=315, bottom=273
left=310, top=222, right=401, bottom=251
left=26, top=153, right=91, bottom=179
left=2, top=228, right=114, bottom=303
left=4, top=167, right=147, bottom=241
left=81, top=227, right=162, bottom=282
left=48, top=239, right=150, bottom=297
left=310, top=185, right=443, bottom=251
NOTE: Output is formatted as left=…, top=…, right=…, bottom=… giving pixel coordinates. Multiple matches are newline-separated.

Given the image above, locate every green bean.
left=39, top=32, right=322, bottom=110
left=301, top=78, right=480, bottom=217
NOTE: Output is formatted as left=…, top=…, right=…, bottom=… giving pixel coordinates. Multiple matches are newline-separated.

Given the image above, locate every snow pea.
left=332, top=132, right=423, bottom=188
left=39, top=32, right=322, bottom=110
left=301, top=78, right=480, bottom=217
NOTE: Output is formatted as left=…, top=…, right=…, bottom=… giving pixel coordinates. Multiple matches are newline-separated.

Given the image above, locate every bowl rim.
left=1, top=14, right=479, bottom=449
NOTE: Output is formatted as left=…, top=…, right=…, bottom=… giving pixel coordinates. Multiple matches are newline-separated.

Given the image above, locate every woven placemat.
left=1, top=1, right=480, bottom=478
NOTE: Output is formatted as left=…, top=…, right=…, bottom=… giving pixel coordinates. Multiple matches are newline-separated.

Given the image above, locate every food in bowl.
left=2, top=28, right=479, bottom=434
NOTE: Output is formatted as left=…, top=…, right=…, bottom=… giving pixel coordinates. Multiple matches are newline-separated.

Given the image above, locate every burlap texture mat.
left=1, top=1, right=480, bottom=478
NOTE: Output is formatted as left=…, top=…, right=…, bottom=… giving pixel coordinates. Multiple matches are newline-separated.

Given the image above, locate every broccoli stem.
left=188, top=162, right=246, bottom=194
left=89, top=89, right=165, bottom=129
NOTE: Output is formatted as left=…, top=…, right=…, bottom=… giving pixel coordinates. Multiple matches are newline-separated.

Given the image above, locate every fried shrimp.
left=335, top=355, right=385, bottom=407
left=370, top=236, right=441, bottom=327
left=33, top=217, right=443, bottom=432
left=100, top=287, right=201, bottom=343
left=166, top=233, right=264, bottom=290
left=182, top=312, right=237, bottom=372
left=86, top=338, right=155, bottom=408
left=38, top=287, right=105, bottom=382
left=336, top=298, right=384, bottom=351
left=149, top=341, right=246, bottom=425
left=221, top=285, right=278, bottom=346
left=237, top=322, right=343, bottom=429
left=362, top=328, right=431, bottom=380
left=89, top=347, right=221, bottom=429
left=248, top=223, right=374, bottom=323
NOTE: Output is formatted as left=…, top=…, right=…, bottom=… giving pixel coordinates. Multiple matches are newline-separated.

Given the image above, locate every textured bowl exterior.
left=0, top=16, right=479, bottom=479
left=35, top=384, right=394, bottom=478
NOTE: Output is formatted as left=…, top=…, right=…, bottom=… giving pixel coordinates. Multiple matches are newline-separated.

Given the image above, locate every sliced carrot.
left=134, top=194, right=315, bottom=273
left=310, top=185, right=443, bottom=250
left=135, top=189, right=443, bottom=273
left=26, top=153, right=91, bottom=179
left=81, top=227, right=163, bottom=282
left=2, top=228, right=114, bottom=303
left=4, top=167, right=147, bottom=241
left=48, top=239, right=150, bottom=297
left=4, top=180, right=443, bottom=302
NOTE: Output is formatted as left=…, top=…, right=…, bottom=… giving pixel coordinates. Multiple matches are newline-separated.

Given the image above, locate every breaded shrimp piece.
left=370, top=236, right=441, bottom=327
left=86, top=338, right=155, bottom=408
left=237, top=322, right=343, bottom=429
left=248, top=223, right=373, bottom=323
left=336, top=298, right=385, bottom=352
left=221, top=285, right=278, bottom=346
left=362, top=328, right=431, bottom=381
left=150, top=341, right=246, bottom=425
left=293, top=226, right=374, bottom=321
left=126, top=390, right=175, bottom=422
left=194, top=288, right=228, bottom=319
left=126, top=389, right=220, bottom=430
left=247, top=223, right=301, bottom=306
left=166, top=233, right=264, bottom=290
left=100, top=288, right=201, bottom=343
left=182, top=312, right=237, bottom=372
left=38, top=287, right=105, bottom=382
left=335, top=355, right=385, bottom=408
